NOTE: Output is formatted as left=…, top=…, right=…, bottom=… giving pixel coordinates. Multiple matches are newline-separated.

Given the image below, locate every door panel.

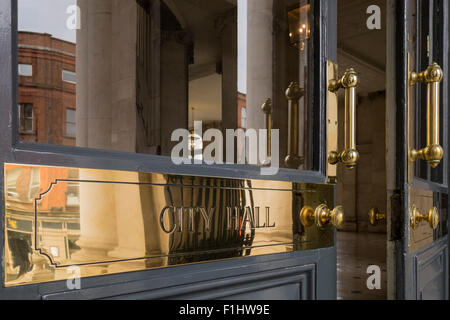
left=36, top=247, right=336, bottom=300
left=0, top=0, right=340, bottom=300
left=415, top=239, right=448, bottom=300
left=391, top=0, right=449, bottom=300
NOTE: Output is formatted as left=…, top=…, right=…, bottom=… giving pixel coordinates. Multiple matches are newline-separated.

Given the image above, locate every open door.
left=387, top=0, right=449, bottom=300
left=0, top=0, right=349, bottom=300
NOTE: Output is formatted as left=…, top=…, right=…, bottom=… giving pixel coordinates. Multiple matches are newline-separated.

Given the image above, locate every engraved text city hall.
left=159, top=206, right=276, bottom=234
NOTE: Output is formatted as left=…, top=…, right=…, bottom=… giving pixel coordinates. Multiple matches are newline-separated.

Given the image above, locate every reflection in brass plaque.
left=4, top=164, right=334, bottom=287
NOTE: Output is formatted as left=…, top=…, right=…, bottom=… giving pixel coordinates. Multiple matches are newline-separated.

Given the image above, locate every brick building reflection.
left=5, top=32, right=79, bottom=283
left=18, top=31, right=76, bottom=146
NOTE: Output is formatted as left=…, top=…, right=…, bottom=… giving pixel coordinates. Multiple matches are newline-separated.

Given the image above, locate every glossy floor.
left=337, top=231, right=387, bottom=300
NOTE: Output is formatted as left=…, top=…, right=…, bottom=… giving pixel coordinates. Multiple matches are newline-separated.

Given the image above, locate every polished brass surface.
left=4, top=163, right=334, bottom=287
left=368, top=208, right=386, bottom=226
left=328, top=68, right=360, bottom=170
left=409, top=204, right=439, bottom=230
left=261, top=98, right=272, bottom=166
left=300, top=204, right=344, bottom=229
left=409, top=63, right=444, bottom=168
left=408, top=53, right=414, bottom=184
left=326, top=61, right=339, bottom=184
left=285, top=82, right=305, bottom=169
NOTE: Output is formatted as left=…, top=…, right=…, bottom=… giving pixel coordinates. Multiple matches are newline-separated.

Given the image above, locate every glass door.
left=0, top=0, right=348, bottom=300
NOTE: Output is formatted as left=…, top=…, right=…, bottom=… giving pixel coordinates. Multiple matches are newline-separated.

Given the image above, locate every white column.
left=73, top=169, right=118, bottom=262
left=75, top=0, right=89, bottom=147
left=110, top=0, right=138, bottom=152
left=246, top=0, right=273, bottom=131
left=87, top=0, right=113, bottom=149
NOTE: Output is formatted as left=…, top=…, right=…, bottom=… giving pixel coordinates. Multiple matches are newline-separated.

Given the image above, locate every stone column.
left=217, top=9, right=238, bottom=133
left=87, top=0, right=112, bottom=149
left=159, top=31, right=190, bottom=156
left=73, top=0, right=139, bottom=268
left=246, top=0, right=273, bottom=131
left=75, top=0, right=89, bottom=147
left=110, top=0, right=138, bottom=152
left=107, top=171, right=147, bottom=273
left=73, top=169, right=118, bottom=263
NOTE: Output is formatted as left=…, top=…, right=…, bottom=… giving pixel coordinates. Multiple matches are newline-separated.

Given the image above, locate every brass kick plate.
left=327, top=60, right=339, bottom=183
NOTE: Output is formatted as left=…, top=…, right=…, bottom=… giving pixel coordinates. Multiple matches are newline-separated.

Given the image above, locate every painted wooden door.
left=388, top=0, right=449, bottom=300
left=0, top=0, right=345, bottom=300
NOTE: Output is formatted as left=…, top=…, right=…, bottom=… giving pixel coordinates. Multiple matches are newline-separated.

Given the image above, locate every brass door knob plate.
left=368, top=207, right=386, bottom=226
left=409, top=205, right=439, bottom=230
left=300, top=204, right=344, bottom=229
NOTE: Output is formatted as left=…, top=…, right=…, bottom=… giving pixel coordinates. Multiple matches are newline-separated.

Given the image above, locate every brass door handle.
left=328, top=68, right=360, bottom=169
left=300, top=204, right=344, bottom=229
left=409, top=205, right=439, bottom=230
left=285, top=82, right=305, bottom=169
left=409, top=63, right=444, bottom=168
left=368, top=207, right=386, bottom=226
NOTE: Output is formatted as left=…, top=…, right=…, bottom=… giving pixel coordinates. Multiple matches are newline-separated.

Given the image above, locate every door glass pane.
left=17, top=0, right=314, bottom=173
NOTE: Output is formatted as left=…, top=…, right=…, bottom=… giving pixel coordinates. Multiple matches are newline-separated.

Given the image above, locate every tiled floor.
left=337, top=231, right=387, bottom=300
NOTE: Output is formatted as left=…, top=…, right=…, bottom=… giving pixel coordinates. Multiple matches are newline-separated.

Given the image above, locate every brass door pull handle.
left=285, top=82, right=305, bottom=169
left=409, top=63, right=444, bottom=168
left=328, top=68, right=360, bottom=170
left=409, top=205, right=439, bottom=230
left=368, top=207, right=386, bottom=226
left=261, top=98, right=272, bottom=166
left=300, top=204, right=344, bottom=229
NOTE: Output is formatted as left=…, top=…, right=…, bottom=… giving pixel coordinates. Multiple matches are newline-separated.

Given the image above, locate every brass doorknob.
left=409, top=205, right=439, bottom=230
left=300, top=204, right=344, bottom=229
left=328, top=68, right=360, bottom=170
left=409, top=63, right=444, bottom=168
left=368, top=207, right=386, bottom=226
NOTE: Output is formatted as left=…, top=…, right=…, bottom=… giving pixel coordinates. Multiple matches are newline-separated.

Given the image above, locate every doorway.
left=335, top=0, right=387, bottom=300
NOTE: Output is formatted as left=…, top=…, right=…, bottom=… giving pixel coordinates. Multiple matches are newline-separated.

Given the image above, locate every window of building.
left=62, top=70, right=77, bottom=84
left=66, top=183, right=80, bottom=207
left=66, top=108, right=76, bottom=137
left=18, top=63, right=32, bottom=76
left=19, top=103, right=34, bottom=133
left=6, top=167, right=40, bottom=202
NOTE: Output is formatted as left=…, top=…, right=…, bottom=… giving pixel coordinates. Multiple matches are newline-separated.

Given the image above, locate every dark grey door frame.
left=0, top=0, right=338, bottom=300
left=394, top=0, right=449, bottom=300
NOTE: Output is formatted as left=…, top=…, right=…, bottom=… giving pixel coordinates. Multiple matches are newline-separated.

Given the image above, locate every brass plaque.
left=4, top=164, right=334, bottom=287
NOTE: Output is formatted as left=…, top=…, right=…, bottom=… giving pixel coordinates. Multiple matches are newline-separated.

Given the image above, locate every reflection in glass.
left=17, top=0, right=313, bottom=170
